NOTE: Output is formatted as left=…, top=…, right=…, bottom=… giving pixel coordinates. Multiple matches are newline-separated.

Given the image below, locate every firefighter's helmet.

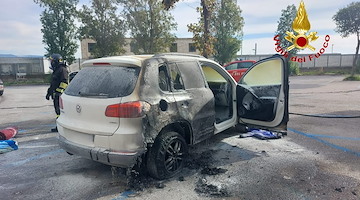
left=50, top=53, right=65, bottom=70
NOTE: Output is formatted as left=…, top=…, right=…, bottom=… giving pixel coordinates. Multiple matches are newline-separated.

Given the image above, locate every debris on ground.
left=201, top=167, right=227, bottom=175
left=0, top=126, right=18, bottom=140
left=126, top=169, right=156, bottom=192
left=335, top=187, right=345, bottom=192
left=185, top=149, right=217, bottom=170
left=239, top=129, right=282, bottom=140
left=195, top=178, right=230, bottom=197
left=0, top=140, right=18, bottom=153
left=110, top=166, right=158, bottom=192
left=155, top=182, right=165, bottom=189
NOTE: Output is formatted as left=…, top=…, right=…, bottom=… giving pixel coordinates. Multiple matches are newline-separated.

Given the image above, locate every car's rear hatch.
left=58, top=64, right=141, bottom=136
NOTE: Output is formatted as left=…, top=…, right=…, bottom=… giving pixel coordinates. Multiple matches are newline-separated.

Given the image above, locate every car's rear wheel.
left=147, top=131, right=188, bottom=180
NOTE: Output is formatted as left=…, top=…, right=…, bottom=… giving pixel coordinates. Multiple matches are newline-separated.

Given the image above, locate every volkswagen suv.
left=57, top=54, right=289, bottom=179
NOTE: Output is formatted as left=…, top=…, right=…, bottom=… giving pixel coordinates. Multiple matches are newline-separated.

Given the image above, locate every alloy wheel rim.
left=164, top=140, right=183, bottom=172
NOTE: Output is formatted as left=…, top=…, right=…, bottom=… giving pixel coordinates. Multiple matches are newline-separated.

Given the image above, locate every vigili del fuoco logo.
left=274, top=1, right=330, bottom=63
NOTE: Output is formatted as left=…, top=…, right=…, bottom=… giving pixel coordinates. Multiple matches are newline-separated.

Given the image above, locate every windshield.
left=65, top=66, right=140, bottom=98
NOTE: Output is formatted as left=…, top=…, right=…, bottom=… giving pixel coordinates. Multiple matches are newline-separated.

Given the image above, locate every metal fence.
left=238, top=53, right=356, bottom=68
left=0, top=57, right=45, bottom=77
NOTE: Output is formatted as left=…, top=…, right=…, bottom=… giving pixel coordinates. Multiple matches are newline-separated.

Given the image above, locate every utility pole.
left=331, top=44, right=334, bottom=53
left=240, top=42, right=243, bottom=55
left=253, top=43, right=257, bottom=55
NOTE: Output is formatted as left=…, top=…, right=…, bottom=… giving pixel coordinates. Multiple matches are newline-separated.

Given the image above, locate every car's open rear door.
left=236, top=55, right=289, bottom=132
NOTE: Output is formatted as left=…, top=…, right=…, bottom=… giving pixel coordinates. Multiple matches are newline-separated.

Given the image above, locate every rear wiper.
left=78, top=92, right=109, bottom=97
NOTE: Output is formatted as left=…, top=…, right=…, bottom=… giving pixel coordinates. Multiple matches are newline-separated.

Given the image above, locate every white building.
left=81, top=38, right=200, bottom=59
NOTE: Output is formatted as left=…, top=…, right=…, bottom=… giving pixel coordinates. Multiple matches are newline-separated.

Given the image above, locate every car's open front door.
left=236, top=55, right=289, bottom=132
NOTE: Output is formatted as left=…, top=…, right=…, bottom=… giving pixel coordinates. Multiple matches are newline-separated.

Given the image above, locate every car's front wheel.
left=147, top=131, right=188, bottom=180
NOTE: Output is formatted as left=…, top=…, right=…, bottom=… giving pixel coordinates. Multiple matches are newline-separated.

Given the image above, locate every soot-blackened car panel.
left=170, top=61, right=216, bottom=144
left=139, top=58, right=216, bottom=145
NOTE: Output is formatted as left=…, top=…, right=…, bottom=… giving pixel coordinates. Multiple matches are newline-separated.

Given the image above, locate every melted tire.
left=147, top=131, right=188, bottom=180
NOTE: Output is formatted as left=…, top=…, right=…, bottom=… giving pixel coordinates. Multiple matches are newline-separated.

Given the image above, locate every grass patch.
left=300, top=70, right=349, bottom=76
left=300, top=71, right=325, bottom=76
left=343, top=75, right=360, bottom=81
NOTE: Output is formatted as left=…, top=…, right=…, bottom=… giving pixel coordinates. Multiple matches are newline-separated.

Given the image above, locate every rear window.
left=65, top=66, right=140, bottom=98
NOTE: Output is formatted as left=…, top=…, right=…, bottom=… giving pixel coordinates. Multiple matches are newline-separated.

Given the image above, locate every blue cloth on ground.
left=0, top=140, right=18, bottom=153
left=240, top=129, right=281, bottom=140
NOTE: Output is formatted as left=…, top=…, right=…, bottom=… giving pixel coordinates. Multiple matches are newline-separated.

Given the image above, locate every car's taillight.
left=105, top=101, right=150, bottom=118
left=59, top=96, right=63, bottom=109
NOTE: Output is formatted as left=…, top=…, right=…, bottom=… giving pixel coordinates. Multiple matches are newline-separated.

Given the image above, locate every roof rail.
left=154, top=53, right=205, bottom=58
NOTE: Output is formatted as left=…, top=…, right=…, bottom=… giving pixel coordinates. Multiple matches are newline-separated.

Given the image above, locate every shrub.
left=288, top=61, right=300, bottom=75
left=344, top=75, right=360, bottom=81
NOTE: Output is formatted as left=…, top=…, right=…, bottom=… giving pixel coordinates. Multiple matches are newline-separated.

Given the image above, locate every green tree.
left=119, top=0, right=177, bottom=54
left=162, top=0, right=179, bottom=10
left=213, top=0, right=244, bottom=65
left=187, top=0, right=216, bottom=58
left=275, top=4, right=299, bottom=58
left=34, top=0, right=78, bottom=64
left=275, top=4, right=300, bottom=75
left=78, top=0, right=126, bottom=58
left=162, top=0, right=216, bottom=58
left=333, top=2, right=360, bottom=76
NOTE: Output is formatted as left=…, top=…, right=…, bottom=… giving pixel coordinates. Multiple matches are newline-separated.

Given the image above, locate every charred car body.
left=57, top=54, right=289, bottom=179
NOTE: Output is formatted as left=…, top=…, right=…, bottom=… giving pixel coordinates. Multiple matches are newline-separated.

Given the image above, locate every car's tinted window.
left=238, top=62, right=254, bottom=69
left=168, top=63, right=185, bottom=90
left=176, top=61, right=205, bottom=89
left=65, top=66, right=140, bottom=98
left=158, top=65, right=170, bottom=91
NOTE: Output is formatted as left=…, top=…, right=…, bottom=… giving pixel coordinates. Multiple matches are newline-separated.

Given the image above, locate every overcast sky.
left=0, top=0, right=357, bottom=58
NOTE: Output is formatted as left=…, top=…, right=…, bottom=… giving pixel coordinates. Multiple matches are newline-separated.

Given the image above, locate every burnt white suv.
left=57, top=54, right=289, bottom=179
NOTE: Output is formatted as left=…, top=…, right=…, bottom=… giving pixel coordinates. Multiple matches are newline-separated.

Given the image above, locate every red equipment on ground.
left=0, top=127, right=18, bottom=140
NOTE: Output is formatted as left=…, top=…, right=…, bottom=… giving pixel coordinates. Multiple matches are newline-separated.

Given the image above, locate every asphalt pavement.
left=0, top=76, right=359, bottom=200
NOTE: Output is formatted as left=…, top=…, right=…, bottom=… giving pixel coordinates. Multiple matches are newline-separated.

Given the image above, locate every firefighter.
left=46, top=53, right=69, bottom=132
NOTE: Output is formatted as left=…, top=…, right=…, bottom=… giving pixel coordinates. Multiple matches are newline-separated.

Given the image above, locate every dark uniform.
left=46, top=54, right=69, bottom=132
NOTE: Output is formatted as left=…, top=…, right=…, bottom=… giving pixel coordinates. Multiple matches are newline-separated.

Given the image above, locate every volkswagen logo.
left=76, top=104, right=81, bottom=113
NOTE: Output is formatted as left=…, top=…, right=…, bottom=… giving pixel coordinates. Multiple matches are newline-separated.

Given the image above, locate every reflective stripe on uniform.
left=59, top=82, right=68, bottom=89
left=56, top=88, right=64, bottom=93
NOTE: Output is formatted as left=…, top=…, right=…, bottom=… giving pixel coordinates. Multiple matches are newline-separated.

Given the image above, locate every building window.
left=170, top=43, right=177, bottom=52
left=189, top=43, right=196, bottom=52
left=88, top=43, right=95, bottom=53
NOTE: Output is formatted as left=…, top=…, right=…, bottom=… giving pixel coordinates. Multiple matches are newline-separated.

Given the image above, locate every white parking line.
left=16, top=133, right=57, bottom=143
left=20, top=144, right=58, bottom=149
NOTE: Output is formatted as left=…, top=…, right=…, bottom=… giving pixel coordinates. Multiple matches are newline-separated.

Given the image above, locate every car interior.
left=201, top=65, right=233, bottom=123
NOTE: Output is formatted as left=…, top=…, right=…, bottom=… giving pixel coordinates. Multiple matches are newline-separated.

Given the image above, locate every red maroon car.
left=224, top=60, right=256, bottom=82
